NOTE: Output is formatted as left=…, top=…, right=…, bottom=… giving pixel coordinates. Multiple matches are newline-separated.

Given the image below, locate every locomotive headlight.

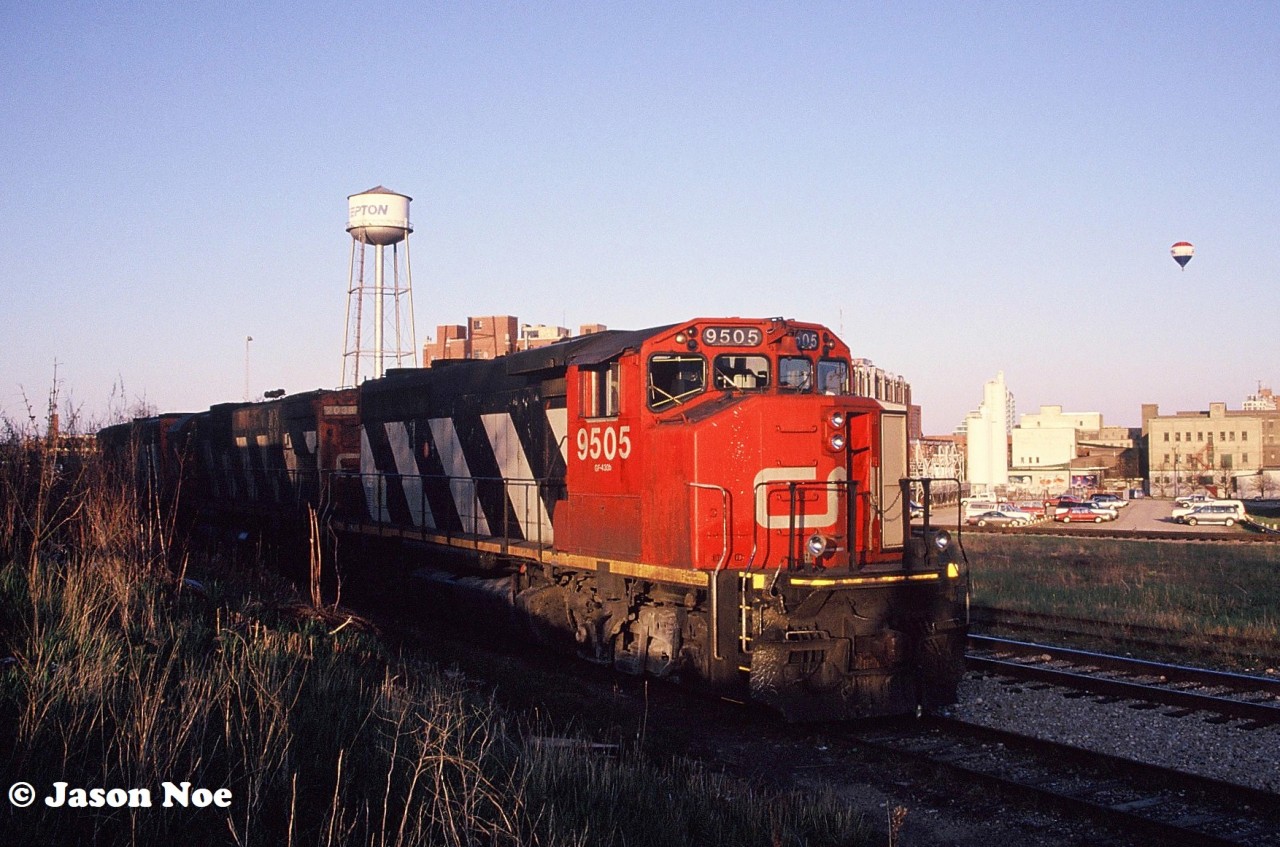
left=806, top=533, right=832, bottom=558
left=829, top=411, right=845, bottom=428
left=829, top=433, right=846, bottom=451
left=933, top=529, right=952, bottom=552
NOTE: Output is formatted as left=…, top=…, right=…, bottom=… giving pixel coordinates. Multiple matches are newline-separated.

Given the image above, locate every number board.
left=701, top=326, right=763, bottom=347
left=793, top=329, right=820, bottom=351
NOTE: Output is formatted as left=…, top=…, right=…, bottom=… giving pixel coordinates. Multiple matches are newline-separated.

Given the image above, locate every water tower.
left=341, top=186, right=417, bottom=386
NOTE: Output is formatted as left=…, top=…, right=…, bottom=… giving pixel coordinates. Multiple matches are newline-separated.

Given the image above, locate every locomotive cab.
left=559, top=317, right=911, bottom=573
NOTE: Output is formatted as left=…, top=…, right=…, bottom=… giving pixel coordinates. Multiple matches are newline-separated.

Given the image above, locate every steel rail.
left=970, top=605, right=1280, bottom=662
left=968, top=634, right=1280, bottom=724
left=866, top=717, right=1280, bottom=846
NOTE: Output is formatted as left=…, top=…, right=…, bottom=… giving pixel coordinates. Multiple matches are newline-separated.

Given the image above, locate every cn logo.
left=752, top=467, right=847, bottom=529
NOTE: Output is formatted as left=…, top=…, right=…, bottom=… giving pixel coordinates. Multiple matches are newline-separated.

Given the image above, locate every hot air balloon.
left=1171, top=241, right=1194, bottom=270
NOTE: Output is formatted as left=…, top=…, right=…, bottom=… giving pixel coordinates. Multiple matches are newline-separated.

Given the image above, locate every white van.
left=1172, top=499, right=1245, bottom=523
left=963, top=497, right=1013, bottom=519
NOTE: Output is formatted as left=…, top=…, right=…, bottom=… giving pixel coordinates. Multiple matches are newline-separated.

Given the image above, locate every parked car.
left=1171, top=499, right=1244, bottom=521
left=1089, top=493, right=1127, bottom=509
left=1056, top=505, right=1117, bottom=523
left=1174, top=493, right=1219, bottom=508
left=1176, top=503, right=1245, bottom=526
left=1047, top=494, right=1085, bottom=507
left=1053, top=500, right=1116, bottom=518
left=966, top=509, right=1034, bottom=527
left=1014, top=500, right=1048, bottom=516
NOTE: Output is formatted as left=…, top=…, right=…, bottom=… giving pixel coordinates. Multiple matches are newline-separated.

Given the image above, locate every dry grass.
left=962, top=533, right=1280, bottom=650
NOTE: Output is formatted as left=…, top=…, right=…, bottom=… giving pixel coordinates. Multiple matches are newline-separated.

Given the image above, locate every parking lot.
left=924, top=497, right=1245, bottom=535
left=1100, top=497, right=1240, bottom=534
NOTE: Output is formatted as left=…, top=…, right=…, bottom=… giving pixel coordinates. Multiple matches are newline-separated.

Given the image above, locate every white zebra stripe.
left=359, top=428, right=390, bottom=523
left=429, top=417, right=491, bottom=536
left=385, top=422, right=432, bottom=528
left=481, top=412, right=553, bottom=544
left=546, top=407, right=569, bottom=463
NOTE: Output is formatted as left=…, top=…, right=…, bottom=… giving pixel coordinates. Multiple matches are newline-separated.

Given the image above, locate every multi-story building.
left=422, top=324, right=471, bottom=364
left=423, top=315, right=519, bottom=365
left=423, top=316, right=609, bottom=365
left=1243, top=385, right=1277, bottom=411
left=519, top=323, right=571, bottom=349
left=469, top=315, right=520, bottom=360
left=1006, top=405, right=1139, bottom=495
left=964, top=372, right=1013, bottom=492
left=1143, top=402, right=1280, bottom=497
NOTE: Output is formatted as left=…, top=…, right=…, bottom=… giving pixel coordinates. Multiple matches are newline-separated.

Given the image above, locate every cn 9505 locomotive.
left=101, top=317, right=968, bottom=721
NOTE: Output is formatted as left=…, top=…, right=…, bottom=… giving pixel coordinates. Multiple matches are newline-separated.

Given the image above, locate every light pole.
left=244, top=336, right=253, bottom=401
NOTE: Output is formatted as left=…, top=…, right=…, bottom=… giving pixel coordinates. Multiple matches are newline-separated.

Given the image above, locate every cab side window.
left=581, top=361, right=621, bottom=418
left=648, top=354, right=706, bottom=410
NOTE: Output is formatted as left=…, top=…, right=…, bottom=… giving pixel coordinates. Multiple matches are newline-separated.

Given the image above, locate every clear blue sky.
left=3, top=2, right=1277, bottom=433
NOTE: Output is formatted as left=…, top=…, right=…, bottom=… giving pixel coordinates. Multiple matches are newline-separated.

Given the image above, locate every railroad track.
left=967, top=634, right=1280, bottom=726
left=970, top=605, right=1280, bottom=666
left=853, top=717, right=1280, bottom=846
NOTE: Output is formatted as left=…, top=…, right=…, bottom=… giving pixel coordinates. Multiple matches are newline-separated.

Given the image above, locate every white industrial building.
left=1012, top=406, right=1102, bottom=468
left=963, top=372, right=1012, bottom=493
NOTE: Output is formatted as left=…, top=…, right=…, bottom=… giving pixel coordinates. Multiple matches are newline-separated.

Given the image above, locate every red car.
left=1056, top=505, right=1113, bottom=523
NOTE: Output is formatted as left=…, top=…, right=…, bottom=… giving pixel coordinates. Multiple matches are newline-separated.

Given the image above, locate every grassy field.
left=960, top=533, right=1280, bottom=662
left=0, top=438, right=873, bottom=846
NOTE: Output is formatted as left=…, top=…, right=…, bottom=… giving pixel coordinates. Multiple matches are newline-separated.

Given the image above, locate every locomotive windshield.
left=779, top=357, right=849, bottom=394
left=818, top=359, right=849, bottom=395
left=648, top=347, right=851, bottom=407
left=779, top=357, right=812, bottom=392
left=648, top=354, right=707, bottom=409
left=712, top=355, right=770, bottom=391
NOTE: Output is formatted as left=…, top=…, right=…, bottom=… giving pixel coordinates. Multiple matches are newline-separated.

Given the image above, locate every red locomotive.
left=101, top=316, right=968, bottom=721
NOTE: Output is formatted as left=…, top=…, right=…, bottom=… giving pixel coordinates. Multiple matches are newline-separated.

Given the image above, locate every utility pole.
left=244, top=336, right=253, bottom=401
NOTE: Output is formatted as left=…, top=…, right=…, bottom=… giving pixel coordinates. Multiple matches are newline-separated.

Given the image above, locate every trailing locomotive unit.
left=338, top=316, right=967, bottom=721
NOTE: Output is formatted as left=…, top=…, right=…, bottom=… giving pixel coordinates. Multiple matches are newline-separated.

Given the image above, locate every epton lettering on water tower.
left=341, top=186, right=417, bottom=386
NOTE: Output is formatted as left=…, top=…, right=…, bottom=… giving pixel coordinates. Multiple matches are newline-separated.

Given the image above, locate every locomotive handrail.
left=205, top=466, right=321, bottom=510
left=902, top=475, right=966, bottom=568
left=689, top=481, right=731, bottom=661
left=750, top=476, right=857, bottom=574
left=320, top=470, right=563, bottom=558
